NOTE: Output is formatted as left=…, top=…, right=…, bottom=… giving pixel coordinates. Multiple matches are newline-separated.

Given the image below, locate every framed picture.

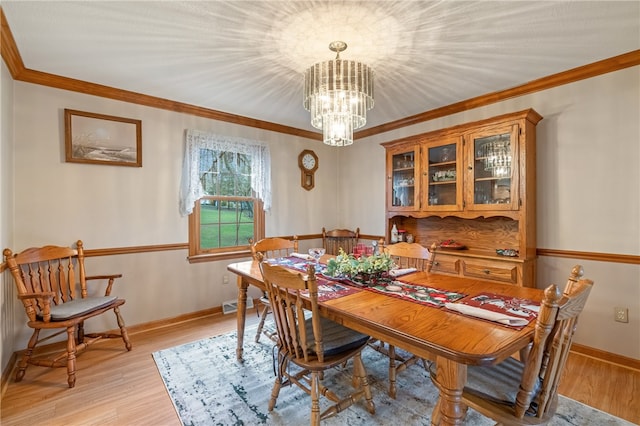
left=64, top=109, right=142, bottom=167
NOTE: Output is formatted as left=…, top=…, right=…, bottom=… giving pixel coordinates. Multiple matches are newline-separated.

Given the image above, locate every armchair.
left=3, top=240, right=131, bottom=388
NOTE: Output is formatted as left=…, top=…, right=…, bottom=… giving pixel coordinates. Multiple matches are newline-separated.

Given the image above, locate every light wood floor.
left=1, top=309, right=638, bottom=425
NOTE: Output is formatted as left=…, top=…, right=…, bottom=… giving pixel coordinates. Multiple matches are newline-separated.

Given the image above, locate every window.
left=180, top=130, right=271, bottom=262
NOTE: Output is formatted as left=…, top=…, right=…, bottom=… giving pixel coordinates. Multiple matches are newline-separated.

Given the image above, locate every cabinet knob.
left=483, top=269, right=491, bottom=274
left=467, top=165, right=473, bottom=170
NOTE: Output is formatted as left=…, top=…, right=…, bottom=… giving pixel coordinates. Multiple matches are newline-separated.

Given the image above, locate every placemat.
left=449, top=292, right=540, bottom=328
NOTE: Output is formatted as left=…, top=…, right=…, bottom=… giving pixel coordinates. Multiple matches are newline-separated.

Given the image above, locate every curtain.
left=179, top=129, right=271, bottom=216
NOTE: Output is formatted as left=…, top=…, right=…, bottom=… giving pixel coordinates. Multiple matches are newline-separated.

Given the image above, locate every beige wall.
left=347, top=66, right=640, bottom=359
left=2, top=64, right=639, bottom=366
left=1, top=58, right=16, bottom=376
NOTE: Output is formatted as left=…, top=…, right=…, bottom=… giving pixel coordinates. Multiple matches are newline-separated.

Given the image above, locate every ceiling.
left=2, top=1, right=639, bottom=136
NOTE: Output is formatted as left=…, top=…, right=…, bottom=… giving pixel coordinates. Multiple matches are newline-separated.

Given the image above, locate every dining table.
left=227, top=257, right=544, bottom=426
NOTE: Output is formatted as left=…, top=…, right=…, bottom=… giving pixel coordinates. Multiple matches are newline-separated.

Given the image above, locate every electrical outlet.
left=614, top=307, right=628, bottom=323
left=223, top=275, right=229, bottom=285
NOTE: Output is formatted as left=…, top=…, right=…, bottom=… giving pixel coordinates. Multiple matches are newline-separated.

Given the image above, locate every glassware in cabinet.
left=467, top=124, right=519, bottom=210
left=388, top=147, right=419, bottom=210
left=425, top=139, right=463, bottom=211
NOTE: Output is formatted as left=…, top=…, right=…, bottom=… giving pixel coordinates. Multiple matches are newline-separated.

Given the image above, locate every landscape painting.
left=64, top=109, right=142, bottom=167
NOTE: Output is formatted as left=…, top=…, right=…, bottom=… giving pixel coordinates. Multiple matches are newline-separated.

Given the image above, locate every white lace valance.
left=179, top=129, right=271, bottom=216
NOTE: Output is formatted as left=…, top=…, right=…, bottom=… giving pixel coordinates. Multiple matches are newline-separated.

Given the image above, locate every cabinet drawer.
left=430, top=255, right=460, bottom=275
left=462, top=260, right=519, bottom=285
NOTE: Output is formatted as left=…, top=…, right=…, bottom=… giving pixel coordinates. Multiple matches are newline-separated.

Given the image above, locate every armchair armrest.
left=17, top=291, right=56, bottom=300
left=18, top=292, right=55, bottom=322
left=86, top=274, right=123, bottom=296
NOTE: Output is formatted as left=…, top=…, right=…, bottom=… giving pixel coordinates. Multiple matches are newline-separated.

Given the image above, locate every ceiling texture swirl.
left=2, top=1, right=639, bottom=137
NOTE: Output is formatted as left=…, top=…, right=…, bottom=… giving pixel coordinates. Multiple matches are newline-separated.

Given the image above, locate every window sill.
left=187, top=249, right=253, bottom=264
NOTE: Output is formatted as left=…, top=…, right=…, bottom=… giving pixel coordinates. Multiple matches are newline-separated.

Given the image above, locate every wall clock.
left=298, top=149, right=318, bottom=190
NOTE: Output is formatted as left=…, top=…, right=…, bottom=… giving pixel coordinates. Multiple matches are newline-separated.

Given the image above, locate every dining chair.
left=3, top=240, right=132, bottom=388
left=258, top=259, right=376, bottom=425
left=321, top=227, right=360, bottom=255
left=369, top=241, right=437, bottom=398
left=430, top=265, right=594, bottom=425
left=385, top=241, right=438, bottom=272
left=250, top=236, right=298, bottom=343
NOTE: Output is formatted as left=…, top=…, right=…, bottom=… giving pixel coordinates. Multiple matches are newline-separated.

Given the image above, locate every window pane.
left=198, top=197, right=255, bottom=249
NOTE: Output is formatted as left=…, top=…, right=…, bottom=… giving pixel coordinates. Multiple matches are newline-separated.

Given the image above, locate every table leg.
left=236, top=275, right=248, bottom=360
left=432, top=356, right=467, bottom=426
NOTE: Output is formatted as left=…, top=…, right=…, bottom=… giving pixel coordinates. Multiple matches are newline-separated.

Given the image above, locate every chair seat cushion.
left=304, top=316, right=370, bottom=356
left=430, top=356, right=541, bottom=412
left=45, top=295, right=118, bottom=321
left=466, top=357, right=541, bottom=414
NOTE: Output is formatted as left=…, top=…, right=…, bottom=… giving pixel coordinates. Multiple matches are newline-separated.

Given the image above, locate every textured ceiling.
left=2, top=1, right=639, bottom=134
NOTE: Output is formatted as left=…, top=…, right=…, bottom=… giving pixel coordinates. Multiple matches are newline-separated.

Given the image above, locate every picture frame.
left=64, top=109, right=142, bottom=167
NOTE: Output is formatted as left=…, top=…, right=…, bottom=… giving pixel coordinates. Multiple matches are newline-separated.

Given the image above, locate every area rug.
left=152, top=326, right=633, bottom=426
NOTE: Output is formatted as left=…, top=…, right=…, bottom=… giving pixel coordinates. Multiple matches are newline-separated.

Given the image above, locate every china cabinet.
left=382, top=109, right=542, bottom=287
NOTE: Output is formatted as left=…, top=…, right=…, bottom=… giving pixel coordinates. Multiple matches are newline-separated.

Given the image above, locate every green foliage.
left=200, top=205, right=254, bottom=249
left=325, top=248, right=395, bottom=278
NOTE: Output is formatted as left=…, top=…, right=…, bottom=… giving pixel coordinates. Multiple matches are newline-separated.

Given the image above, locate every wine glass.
left=308, top=247, right=326, bottom=266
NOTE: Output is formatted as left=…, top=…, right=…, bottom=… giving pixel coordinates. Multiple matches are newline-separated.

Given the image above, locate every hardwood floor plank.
left=1, top=309, right=637, bottom=425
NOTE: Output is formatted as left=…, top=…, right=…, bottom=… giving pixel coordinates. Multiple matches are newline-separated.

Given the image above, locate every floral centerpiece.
left=324, top=248, right=395, bottom=285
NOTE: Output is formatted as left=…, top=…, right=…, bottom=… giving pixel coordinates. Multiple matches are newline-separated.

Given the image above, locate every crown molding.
left=355, top=50, right=640, bottom=139
left=2, top=7, right=638, bottom=141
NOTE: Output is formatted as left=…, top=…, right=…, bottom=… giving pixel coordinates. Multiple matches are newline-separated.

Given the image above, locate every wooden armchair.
left=430, top=265, right=594, bottom=425
left=250, top=236, right=298, bottom=343
left=369, top=241, right=437, bottom=398
left=322, top=227, right=359, bottom=255
left=259, top=260, right=375, bottom=425
left=3, top=240, right=131, bottom=388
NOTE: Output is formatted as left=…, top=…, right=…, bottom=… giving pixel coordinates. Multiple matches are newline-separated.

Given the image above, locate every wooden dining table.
left=227, top=258, right=544, bottom=426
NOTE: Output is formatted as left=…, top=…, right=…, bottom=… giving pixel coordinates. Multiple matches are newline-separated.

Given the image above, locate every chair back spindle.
left=250, top=236, right=298, bottom=260
left=383, top=241, right=434, bottom=271
left=322, top=227, right=359, bottom=255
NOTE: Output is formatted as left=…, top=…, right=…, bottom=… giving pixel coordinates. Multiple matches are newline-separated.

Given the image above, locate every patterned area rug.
left=153, top=325, right=632, bottom=426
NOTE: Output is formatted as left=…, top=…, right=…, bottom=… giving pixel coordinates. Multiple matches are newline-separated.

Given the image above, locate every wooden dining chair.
left=385, top=241, right=438, bottom=272
left=430, top=265, right=594, bottom=425
left=3, top=240, right=132, bottom=388
left=369, top=241, right=438, bottom=398
left=322, top=227, right=360, bottom=255
left=250, top=236, right=298, bottom=343
left=258, top=260, right=376, bottom=425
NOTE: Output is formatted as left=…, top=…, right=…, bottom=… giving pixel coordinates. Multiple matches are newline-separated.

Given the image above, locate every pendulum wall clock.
left=298, top=149, right=318, bottom=190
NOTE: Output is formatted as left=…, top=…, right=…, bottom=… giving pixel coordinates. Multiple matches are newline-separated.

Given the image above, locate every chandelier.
left=303, top=41, right=374, bottom=146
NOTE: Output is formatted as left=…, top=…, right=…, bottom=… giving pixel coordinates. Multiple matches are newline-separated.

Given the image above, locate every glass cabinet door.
left=424, top=139, right=463, bottom=211
left=467, top=124, right=519, bottom=210
left=388, top=146, right=419, bottom=210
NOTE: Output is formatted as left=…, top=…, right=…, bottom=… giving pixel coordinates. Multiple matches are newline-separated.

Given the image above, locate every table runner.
left=266, top=257, right=537, bottom=328
left=365, top=279, right=467, bottom=307
left=269, top=257, right=464, bottom=307
left=265, top=257, right=361, bottom=301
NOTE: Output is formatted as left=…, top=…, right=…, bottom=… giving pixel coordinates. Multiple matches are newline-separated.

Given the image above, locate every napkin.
left=444, top=302, right=529, bottom=327
left=389, top=267, right=418, bottom=278
left=291, top=252, right=313, bottom=260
